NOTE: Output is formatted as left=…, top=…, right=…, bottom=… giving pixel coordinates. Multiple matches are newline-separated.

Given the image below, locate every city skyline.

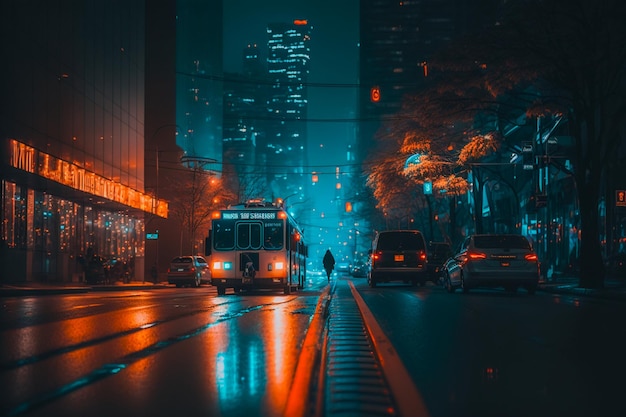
left=223, top=0, right=359, bottom=167
left=223, top=1, right=361, bottom=258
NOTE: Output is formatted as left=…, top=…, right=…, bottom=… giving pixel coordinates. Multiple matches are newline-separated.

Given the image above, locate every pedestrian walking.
left=323, top=249, right=335, bottom=283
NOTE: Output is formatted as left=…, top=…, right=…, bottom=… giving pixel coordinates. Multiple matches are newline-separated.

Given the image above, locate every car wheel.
left=217, top=286, right=226, bottom=295
left=445, top=274, right=455, bottom=293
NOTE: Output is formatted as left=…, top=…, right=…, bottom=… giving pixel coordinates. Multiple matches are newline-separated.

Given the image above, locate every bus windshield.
left=213, top=219, right=284, bottom=251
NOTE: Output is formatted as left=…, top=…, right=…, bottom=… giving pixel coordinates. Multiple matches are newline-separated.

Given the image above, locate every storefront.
left=1, top=140, right=165, bottom=283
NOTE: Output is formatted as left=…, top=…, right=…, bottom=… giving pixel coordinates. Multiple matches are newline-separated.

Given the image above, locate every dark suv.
left=368, top=230, right=428, bottom=287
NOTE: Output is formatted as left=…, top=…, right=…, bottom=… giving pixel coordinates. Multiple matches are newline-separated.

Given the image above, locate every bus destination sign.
left=222, top=211, right=278, bottom=220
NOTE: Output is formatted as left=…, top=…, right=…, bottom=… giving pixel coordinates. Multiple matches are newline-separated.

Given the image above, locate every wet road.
left=0, top=277, right=328, bottom=417
left=350, top=277, right=626, bottom=417
left=3, top=274, right=626, bottom=417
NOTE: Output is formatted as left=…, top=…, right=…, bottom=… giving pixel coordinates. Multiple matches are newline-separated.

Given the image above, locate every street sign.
left=423, top=181, right=433, bottom=195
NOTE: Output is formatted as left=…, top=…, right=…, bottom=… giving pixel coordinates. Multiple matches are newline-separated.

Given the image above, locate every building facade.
left=222, top=44, right=270, bottom=201
left=1, top=1, right=162, bottom=283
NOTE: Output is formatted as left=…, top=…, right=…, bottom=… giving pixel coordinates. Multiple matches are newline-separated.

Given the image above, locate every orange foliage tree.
left=366, top=0, right=626, bottom=288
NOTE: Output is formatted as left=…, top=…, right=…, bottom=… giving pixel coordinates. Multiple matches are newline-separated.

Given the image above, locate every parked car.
left=167, top=256, right=210, bottom=288
left=368, top=230, right=429, bottom=287
left=350, top=261, right=369, bottom=278
left=427, top=242, right=452, bottom=284
left=336, top=262, right=351, bottom=274
left=442, top=234, right=539, bottom=294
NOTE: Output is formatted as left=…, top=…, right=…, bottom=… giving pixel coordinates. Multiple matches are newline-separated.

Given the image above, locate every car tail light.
left=372, top=251, right=381, bottom=261
left=524, top=253, right=538, bottom=261
left=468, top=251, right=487, bottom=260
left=418, top=250, right=427, bottom=261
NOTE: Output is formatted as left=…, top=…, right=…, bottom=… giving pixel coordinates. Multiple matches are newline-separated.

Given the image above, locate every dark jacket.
left=323, top=250, right=335, bottom=271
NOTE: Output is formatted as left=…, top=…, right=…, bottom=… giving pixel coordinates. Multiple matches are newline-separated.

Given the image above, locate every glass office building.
left=264, top=20, right=312, bottom=200
left=1, top=1, right=163, bottom=282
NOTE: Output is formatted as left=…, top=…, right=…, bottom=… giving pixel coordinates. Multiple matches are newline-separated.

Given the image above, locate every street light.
left=149, top=124, right=180, bottom=282
left=179, top=155, right=217, bottom=255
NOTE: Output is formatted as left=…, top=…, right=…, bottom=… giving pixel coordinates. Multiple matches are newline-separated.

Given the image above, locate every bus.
left=205, top=199, right=307, bottom=295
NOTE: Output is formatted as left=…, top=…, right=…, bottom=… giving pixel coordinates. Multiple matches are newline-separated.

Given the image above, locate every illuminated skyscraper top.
left=263, top=20, right=312, bottom=199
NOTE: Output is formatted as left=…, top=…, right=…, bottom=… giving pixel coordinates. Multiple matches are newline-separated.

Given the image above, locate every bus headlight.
left=275, top=262, right=284, bottom=270
left=213, top=262, right=222, bottom=270
left=224, top=262, right=233, bottom=270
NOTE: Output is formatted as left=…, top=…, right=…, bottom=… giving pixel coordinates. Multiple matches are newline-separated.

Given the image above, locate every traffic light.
left=370, top=86, right=381, bottom=103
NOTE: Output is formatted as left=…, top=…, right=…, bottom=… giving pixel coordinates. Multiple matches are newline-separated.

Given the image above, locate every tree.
left=166, top=165, right=236, bottom=254
left=505, top=0, right=626, bottom=288
left=366, top=0, right=626, bottom=288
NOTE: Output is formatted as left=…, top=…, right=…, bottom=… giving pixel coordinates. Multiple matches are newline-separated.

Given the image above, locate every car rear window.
left=171, top=257, right=192, bottom=263
left=377, top=232, right=425, bottom=251
left=473, top=235, right=531, bottom=250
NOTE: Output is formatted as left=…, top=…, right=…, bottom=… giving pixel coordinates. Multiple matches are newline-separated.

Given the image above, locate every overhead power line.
left=177, top=71, right=427, bottom=90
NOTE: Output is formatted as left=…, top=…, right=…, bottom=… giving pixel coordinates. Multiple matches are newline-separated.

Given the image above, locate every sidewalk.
left=538, top=274, right=626, bottom=301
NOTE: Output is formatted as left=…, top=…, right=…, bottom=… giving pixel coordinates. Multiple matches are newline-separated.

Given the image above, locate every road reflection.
left=213, top=296, right=303, bottom=415
left=1, top=291, right=316, bottom=417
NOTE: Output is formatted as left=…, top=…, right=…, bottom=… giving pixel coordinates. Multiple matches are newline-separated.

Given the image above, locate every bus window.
left=213, top=221, right=235, bottom=250
left=237, top=223, right=262, bottom=250
left=264, top=222, right=284, bottom=250
left=251, top=224, right=262, bottom=249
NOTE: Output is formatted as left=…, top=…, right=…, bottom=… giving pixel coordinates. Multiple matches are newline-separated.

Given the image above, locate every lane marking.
left=349, top=280, right=431, bottom=417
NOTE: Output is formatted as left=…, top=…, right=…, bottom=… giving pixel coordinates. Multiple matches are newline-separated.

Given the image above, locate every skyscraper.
left=175, top=0, right=223, bottom=174
left=222, top=44, right=270, bottom=201
left=358, top=0, right=497, bottom=159
left=263, top=20, right=312, bottom=201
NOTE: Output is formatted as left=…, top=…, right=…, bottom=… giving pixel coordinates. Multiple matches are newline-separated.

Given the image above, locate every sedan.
left=167, top=255, right=210, bottom=287
left=443, top=234, right=539, bottom=294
